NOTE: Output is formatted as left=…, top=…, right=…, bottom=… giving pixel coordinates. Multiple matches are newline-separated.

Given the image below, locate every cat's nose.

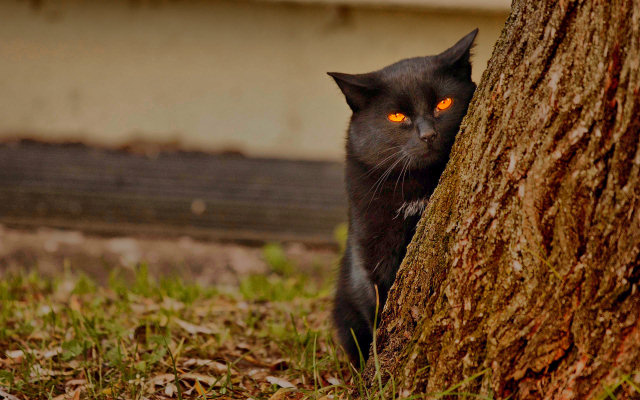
left=417, top=122, right=436, bottom=142
left=419, top=129, right=436, bottom=142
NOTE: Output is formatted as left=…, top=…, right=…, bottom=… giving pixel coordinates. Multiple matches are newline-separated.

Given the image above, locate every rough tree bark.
left=363, top=1, right=640, bottom=399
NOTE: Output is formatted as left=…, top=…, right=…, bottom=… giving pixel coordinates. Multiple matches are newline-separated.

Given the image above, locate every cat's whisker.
left=366, top=166, right=391, bottom=204
left=371, top=259, right=383, bottom=275
left=400, top=156, right=412, bottom=198
left=371, top=156, right=401, bottom=196
left=366, top=151, right=405, bottom=207
left=362, top=156, right=398, bottom=179
left=398, top=160, right=407, bottom=197
left=366, top=149, right=403, bottom=194
left=359, top=146, right=404, bottom=179
left=391, top=155, right=405, bottom=194
left=393, top=154, right=411, bottom=195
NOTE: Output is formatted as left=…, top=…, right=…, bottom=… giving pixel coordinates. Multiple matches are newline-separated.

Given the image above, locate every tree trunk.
left=363, top=1, right=640, bottom=399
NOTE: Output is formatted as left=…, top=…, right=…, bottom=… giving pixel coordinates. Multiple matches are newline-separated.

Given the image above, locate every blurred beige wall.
left=0, top=0, right=508, bottom=160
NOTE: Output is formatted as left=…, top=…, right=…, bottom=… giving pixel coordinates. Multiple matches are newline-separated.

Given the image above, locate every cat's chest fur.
left=346, top=159, right=441, bottom=281
left=397, top=197, right=429, bottom=219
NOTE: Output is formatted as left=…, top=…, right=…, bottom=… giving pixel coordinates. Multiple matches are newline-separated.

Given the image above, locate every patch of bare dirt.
left=0, top=225, right=337, bottom=287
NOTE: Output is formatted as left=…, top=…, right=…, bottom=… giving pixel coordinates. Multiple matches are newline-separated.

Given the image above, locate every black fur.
left=328, top=29, right=478, bottom=365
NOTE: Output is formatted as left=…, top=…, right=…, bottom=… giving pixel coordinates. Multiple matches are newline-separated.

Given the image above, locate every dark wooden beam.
left=0, top=141, right=347, bottom=245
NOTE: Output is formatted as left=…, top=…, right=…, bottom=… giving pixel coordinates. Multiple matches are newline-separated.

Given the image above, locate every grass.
left=2, top=240, right=636, bottom=400
left=595, top=373, right=640, bottom=400
left=0, top=254, right=356, bottom=399
left=0, top=237, right=493, bottom=400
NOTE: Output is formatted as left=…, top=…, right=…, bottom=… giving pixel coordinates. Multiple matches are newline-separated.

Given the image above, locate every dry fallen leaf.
left=268, top=388, right=293, bottom=400
left=180, top=372, right=218, bottom=386
left=266, top=376, right=296, bottom=389
left=5, top=347, right=62, bottom=361
left=194, top=380, right=207, bottom=396
left=30, top=365, right=73, bottom=380
left=182, top=358, right=228, bottom=373
left=325, top=376, right=341, bottom=386
left=269, top=358, right=289, bottom=371
left=164, top=382, right=178, bottom=397
left=41, top=346, right=63, bottom=359
left=5, top=350, right=24, bottom=359
left=0, top=387, right=20, bottom=400
left=65, top=379, right=87, bottom=387
left=174, top=318, right=215, bottom=335
left=242, top=353, right=269, bottom=367
left=161, top=297, right=185, bottom=311
left=147, top=373, right=176, bottom=387
left=235, top=342, right=252, bottom=351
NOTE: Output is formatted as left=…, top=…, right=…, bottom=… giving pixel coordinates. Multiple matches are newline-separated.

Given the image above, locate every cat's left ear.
left=436, top=28, right=478, bottom=78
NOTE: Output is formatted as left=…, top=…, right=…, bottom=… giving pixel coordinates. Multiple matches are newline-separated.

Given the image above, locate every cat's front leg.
left=333, top=241, right=377, bottom=365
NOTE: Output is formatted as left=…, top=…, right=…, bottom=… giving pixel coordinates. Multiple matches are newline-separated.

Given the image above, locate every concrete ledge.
left=254, top=0, right=511, bottom=12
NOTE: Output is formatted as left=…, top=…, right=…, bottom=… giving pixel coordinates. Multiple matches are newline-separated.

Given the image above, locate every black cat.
left=328, top=29, right=478, bottom=365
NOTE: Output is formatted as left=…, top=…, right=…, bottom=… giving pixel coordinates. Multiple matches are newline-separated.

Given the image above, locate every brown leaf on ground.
left=180, top=372, right=218, bottom=386
left=266, top=376, right=296, bottom=389
left=174, top=318, right=216, bottom=335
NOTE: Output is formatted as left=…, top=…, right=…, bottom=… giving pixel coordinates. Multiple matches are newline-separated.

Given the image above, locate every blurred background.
left=0, top=0, right=508, bottom=285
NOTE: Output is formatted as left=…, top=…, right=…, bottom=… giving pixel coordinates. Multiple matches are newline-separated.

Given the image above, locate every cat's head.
left=329, top=29, right=478, bottom=171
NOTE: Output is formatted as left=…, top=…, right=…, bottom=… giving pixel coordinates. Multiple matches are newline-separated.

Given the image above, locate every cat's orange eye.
left=387, top=113, right=406, bottom=123
left=436, top=98, right=453, bottom=111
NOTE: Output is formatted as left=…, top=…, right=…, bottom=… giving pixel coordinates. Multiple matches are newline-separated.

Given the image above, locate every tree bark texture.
left=364, top=1, right=640, bottom=398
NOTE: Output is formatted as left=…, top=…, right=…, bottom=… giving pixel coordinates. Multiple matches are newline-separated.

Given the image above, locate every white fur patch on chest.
left=396, top=198, right=429, bottom=219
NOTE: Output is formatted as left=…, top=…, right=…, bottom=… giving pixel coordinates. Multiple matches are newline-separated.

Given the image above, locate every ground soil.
left=0, top=225, right=337, bottom=287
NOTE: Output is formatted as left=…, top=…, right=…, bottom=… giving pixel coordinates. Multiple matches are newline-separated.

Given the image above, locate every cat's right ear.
left=327, top=72, right=377, bottom=112
left=436, top=28, right=478, bottom=78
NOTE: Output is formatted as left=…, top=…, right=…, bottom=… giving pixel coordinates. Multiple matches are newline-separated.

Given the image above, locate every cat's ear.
left=436, top=28, right=478, bottom=77
left=327, top=72, right=377, bottom=112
